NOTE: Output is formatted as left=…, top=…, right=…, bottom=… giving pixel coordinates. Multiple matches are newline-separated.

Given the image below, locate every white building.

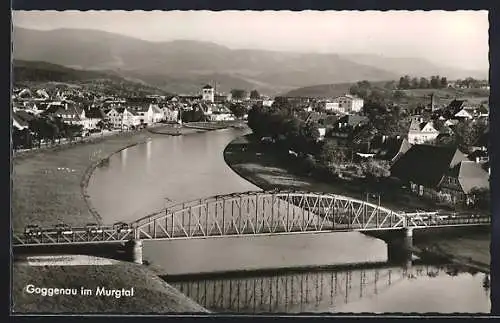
left=128, top=104, right=153, bottom=125
left=152, top=105, right=164, bottom=123
left=202, top=85, right=215, bottom=103
left=105, top=107, right=141, bottom=129
left=331, top=94, right=364, bottom=113
left=208, top=113, right=235, bottom=121
left=407, top=120, right=440, bottom=144
left=162, top=107, right=179, bottom=122
left=324, top=102, right=341, bottom=112
left=262, top=100, right=274, bottom=107
left=105, top=107, right=122, bottom=129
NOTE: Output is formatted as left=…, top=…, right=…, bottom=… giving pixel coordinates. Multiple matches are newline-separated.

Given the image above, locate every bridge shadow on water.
left=162, top=259, right=485, bottom=314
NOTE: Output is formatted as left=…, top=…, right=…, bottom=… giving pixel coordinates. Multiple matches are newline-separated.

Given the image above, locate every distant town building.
left=262, top=100, right=274, bottom=107
left=331, top=94, right=364, bottom=114
left=323, top=102, right=340, bottom=112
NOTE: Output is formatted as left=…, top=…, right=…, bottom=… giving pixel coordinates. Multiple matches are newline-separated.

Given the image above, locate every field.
left=399, top=87, right=489, bottom=106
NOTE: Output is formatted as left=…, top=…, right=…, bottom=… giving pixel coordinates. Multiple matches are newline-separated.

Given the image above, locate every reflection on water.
left=120, top=148, right=127, bottom=169
left=146, top=140, right=152, bottom=167
left=143, top=232, right=388, bottom=276
left=168, top=263, right=490, bottom=314
left=88, top=129, right=259, bottom=223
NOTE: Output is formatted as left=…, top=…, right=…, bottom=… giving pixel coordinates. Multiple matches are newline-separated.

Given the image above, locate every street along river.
left=87, top=128, right=490, bottom=313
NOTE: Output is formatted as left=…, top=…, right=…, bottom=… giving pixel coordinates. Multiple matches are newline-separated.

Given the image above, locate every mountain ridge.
left=12, top=26, right=487, bottom=95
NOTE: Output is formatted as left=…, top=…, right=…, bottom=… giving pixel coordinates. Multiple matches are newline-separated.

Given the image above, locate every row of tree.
left=12, top=116, right=93, bottom=150
left=247, top=105, right=320, bottom=156
left=398, top=75, right=448, bottom=90
left=230, top=89, right=261, bottom=101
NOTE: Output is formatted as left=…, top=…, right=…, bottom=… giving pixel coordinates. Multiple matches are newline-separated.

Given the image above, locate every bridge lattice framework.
left=12, top=191, right=490, bottom=246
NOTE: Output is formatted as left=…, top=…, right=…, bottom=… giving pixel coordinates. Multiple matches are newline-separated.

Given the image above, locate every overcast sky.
left=13, top=10, right=489, bottom=71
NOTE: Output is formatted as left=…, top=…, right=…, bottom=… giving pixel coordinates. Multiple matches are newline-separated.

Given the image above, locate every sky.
left=12, top=10, right=489, bottom=71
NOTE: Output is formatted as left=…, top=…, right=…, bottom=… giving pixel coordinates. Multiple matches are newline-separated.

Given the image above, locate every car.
left=86, top=223, right=103, bottom=234
left=113, top=222, right=132, bottom=233
left=24, top=224, right=42, bottom=237
left=55, top=224, right=73, bottom=235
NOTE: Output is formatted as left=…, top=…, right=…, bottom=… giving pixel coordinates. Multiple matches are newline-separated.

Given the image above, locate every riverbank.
left=223, top=134, right=490, bottom=273
left=12, top=125, right=209, bottom=313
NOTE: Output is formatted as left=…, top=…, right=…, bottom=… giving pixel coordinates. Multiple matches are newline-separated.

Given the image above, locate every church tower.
left=202, top=84, right=214, bottom=103
left=429, top=93, right=437, bottom=111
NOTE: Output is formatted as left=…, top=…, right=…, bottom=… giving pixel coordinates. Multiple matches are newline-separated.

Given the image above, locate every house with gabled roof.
left=42, top=102, right=91, bottom=129
left=128, top=104, right=154, bottom=125
left=85, top=108, right=106, bottom=129
left=151, top=105, right=164, bottom=123
left=407, top=119, right=439, bottom=144
left=369, top=135, right=412, bottom=164
left=104, top=107, right=122, bottom=129
left=12, top=112, right=29, bottom=131
left=390, top=144, right=489, bottom=205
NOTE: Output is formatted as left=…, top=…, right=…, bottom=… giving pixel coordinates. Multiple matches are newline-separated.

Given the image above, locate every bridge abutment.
left=124, top=239, right=143, bottom=264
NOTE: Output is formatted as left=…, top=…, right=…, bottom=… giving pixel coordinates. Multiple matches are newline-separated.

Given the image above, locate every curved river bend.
left=87, top=128, right=490, bottom=313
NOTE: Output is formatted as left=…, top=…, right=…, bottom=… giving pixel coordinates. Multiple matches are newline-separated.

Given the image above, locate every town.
left=12, top=76, right=490, bottom=212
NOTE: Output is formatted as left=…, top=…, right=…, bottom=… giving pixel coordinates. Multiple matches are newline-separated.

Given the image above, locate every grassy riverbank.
left=13, top=261, right=209, bottom=313
left=12, top=125, right=209, bottom=313
left=12, top=129, right=154, bottom=230
left=223, top=134, right=490, bottom=272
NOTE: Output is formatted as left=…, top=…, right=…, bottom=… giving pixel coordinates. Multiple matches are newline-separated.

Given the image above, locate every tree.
left=230, top=89, right=247, bottom=101
left=468, top=187, right=490, bottom=210
left=384, top=81, right=397, bottom=90
left=12, top=128, right=33, bottom=150
left=351, top=124, right=378, bottom=152
left=411, top=77, right=419, bottom=89
left=419, top=77, right=430, bottom=89
left=360, top=159, right=390, bottom=179
left=454, top=119, right=487, bottom=152
left=249, top=90, right=261, bottom=100
left=228, top=104, right=247, bottom=119
left=440, top=77, right=448, bottom=88
left=430, top=75, right=440, bottom=89
left=319, top=140, right=347, bottom=165
left=65, top=124, right=84, bottom=142
left=398, top=75, right=411, bottom=89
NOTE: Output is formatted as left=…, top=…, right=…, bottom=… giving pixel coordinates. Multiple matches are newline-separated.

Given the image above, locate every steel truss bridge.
left=12, top=191, right=490, bottom=246
left=169, top=264, right=456, bottom=313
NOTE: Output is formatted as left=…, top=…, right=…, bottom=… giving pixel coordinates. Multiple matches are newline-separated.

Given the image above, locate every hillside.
left=13, top=27, right=487, bottom=96
left=13, top=60, right=169, bottom=96
left=339, top=54, right=488, bottom=80
left=283, top=82, right=387, bottom=98
left=284, top=82, right=489, bottom=112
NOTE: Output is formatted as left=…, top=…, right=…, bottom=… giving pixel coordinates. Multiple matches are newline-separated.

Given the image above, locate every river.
left=87, top=128, right=490, bottom=313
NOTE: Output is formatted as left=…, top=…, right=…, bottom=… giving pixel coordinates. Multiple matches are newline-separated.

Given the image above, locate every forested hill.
left=13, top=60, right=169, bottom=96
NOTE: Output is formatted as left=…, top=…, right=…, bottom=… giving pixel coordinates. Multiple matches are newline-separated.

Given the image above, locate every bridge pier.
left=386, top=228, right=413, bottom=265
left=124, top=239, right=143, bottom=264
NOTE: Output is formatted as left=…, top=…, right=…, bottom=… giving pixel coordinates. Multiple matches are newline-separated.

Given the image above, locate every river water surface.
left=87, top=128, right=490, bottom=313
